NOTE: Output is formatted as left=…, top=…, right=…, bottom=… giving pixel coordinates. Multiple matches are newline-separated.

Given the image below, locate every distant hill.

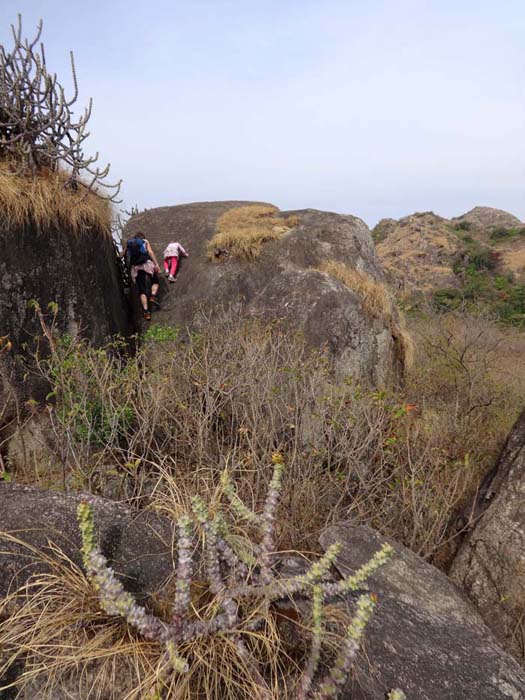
left=373, top=207, right=525, bottom=325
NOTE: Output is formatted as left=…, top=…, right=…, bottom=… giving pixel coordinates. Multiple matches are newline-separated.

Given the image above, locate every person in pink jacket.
left=163, top=241, right=189, bottom=282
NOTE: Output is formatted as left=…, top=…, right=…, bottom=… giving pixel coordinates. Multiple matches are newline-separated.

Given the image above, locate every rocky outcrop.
left=0, top=482, right=175, bottom=599
left=127, top=201, right=406, bottom=386
left=374, top=211, right=461, bottom=293
left=450, top=410, right=525, bottom=664
left=320, top=523, right=525, bottom=700
left=0, top=222, right=131, bottom=424
left=374, top=206, right=525, bottom=296
left=452, top=206, right=522, bottom=231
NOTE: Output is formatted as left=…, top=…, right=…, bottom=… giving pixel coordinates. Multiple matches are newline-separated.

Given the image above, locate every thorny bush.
left=6, top=308, right=522, bottom=566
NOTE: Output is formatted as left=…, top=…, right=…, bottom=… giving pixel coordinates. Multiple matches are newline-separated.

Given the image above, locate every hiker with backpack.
left=123, top=231, right=161, bottom=320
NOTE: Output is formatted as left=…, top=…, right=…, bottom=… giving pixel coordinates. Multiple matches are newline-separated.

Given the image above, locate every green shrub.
left=489, top=226, right=518, bottom=241
left=469, top=248, right=496, bottom=271
left=432, top=287, right=463, bottom=311
left=143, top=323, right=180, bottom=343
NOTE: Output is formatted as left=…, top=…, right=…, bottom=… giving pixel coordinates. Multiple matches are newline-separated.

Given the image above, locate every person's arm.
left=146, top=240, right=160, bottom=271
left=179, top=243, right=189, bottom=257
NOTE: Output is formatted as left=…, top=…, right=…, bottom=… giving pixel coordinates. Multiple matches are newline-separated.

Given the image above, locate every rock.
left=320, top=523, right=525, bottom=700
left=126, top=201, right=406, bottom=386
left=0, top=221, right=131, bottom=427
left=5, top=413, right=63, bottom=483
left=450, top=410, right=525, bottom=664
left=452, top=206, right=522, bottom=231
left=371, top=217, right=397, bottom=244
left=0, top=482, right=175, bottom=599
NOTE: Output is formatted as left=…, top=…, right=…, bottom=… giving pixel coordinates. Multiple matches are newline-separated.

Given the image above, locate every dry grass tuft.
left=318, top=260, right=414, bottom=371
left=0, top=490, right=350, bottom=700
left=0, top=159, right=112, bottom=235
left=208, top=205, right=299, bottom=261
left=317, top=260, right=393, bottom=321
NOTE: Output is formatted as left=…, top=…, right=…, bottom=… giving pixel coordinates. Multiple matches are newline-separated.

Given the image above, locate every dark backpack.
left=126, top=237, right=150, bottom=266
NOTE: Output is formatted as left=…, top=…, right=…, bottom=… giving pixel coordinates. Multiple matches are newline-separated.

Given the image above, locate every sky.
left=2, top=0, right=525, bottom=226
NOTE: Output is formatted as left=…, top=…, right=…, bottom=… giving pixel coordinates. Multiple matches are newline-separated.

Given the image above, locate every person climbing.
left=123, top=231, right=161, bottom=320
left=163, top=240, right=188, bottom=282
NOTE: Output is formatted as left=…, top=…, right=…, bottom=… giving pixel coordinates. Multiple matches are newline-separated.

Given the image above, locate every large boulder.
left=0, top=219, right=131, bottom=423
left=450, top=410, right=525, bottom=664
left=320, top=523, right=525, bottom=700
left=0, top=482, right=175, bottom=599
left=126, top=201, right=407, bottom=386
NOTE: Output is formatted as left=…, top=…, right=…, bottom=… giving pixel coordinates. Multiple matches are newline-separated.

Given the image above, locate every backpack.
left=126, top=237, right=150, bottom=266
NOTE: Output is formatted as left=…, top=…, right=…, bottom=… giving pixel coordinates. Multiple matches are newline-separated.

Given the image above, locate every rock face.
left=374, top=211, right=461, bottom=293
left=0, top=482, right=175, bottom=599
left=320, top=523, right=525, bottom=700
left=450, top=410, right=525, bottom=664
left=0, top=223, right=131, bottom=420
left=126, top=201, right=406, bottom=386
left=452, top=206, right=523, bottom=231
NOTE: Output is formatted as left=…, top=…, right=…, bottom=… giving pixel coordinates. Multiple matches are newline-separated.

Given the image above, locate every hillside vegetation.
left=374, top=207, right=525, bottom=326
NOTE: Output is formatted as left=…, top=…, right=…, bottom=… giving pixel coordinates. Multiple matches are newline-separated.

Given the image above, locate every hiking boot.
left=149, top=295, right=161, bottom=309
left=143, top=310, right=151, bottom=321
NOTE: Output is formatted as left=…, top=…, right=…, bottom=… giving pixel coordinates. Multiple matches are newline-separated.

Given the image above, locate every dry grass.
left=317, top=260, right=392, bottom=320
left=0, top=494, right=348, bottom=700
left=318, top=260, right=414, bottom=371
left=0, top=159, right=112, bottom=235
left=5, top=311, right=498, bottom=564
left=208, top=205, right=299, bottom=261
left=0, top=532, right=284, bottom=700
left=4, top=310, right=524, bottom=689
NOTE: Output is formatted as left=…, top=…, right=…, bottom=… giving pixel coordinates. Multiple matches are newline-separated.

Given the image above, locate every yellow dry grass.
left=0, top=160, right=112, bottom=235
left=318, top=260, right=393, bottom=320
left=208, top=205, right=299, bottom=261
left=318, top=260, right=414, bottom=371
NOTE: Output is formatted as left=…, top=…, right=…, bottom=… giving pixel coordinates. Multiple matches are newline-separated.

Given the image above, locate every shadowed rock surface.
left=126, top=201, right=405, bottom=386
left=0, top=482, right=175, bottom=599
left=450, top=410, right=525, bottom=664
left=0, top=223, right=131, bottom=425
left=320, top=523, right=525, bottom=700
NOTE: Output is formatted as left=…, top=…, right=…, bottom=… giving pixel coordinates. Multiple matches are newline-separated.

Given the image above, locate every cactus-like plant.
left=0, top=15, right=121, bottom=200
left=78, top=457, right=405, bottom=699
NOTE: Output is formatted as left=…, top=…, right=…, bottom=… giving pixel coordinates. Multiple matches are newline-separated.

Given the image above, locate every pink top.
left=163, top=241, right=188, bottom=258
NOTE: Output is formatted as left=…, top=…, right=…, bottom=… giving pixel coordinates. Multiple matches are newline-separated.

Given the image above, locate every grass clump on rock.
left=318, top=260, right=414, bottom=370
left=0, top=15, right=119, bottom=235
left=317, top=260, right=392, bottom=320
left=0, top=159, right=112, bottom=234
left=208, top=204, right=299, bottom=261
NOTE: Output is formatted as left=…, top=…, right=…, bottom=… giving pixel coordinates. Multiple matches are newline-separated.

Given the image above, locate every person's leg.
left=168, top=256, right=178, bottom=281
left=149, top=271, right=161, bottom=309
left=136, top=271, right=150, bottom=318
left=163, top=258, right=170, bottom=276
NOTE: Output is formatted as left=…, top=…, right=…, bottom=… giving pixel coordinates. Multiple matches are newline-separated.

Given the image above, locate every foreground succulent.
left=78, top=454, right=404, bottom=699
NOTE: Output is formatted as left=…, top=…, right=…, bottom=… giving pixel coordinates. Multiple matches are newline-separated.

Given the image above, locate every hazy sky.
left=2, top=1, right=524, bottom=225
